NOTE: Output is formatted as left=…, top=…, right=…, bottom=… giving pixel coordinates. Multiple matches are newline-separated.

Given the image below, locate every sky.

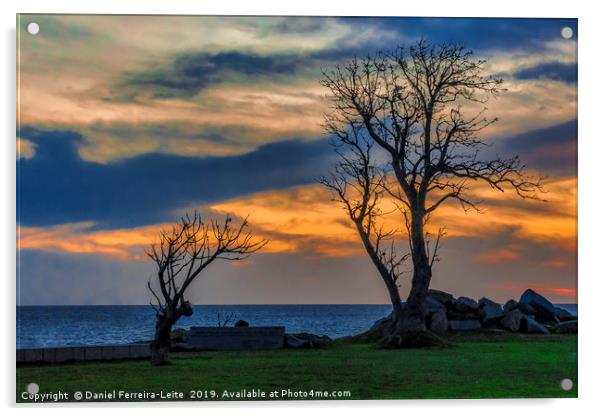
left=16, top=15, right=577, bottom=305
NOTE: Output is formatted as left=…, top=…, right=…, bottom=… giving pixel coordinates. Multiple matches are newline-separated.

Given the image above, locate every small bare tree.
left=146, top=212, right=266, bottom=365
left=321, top=40, right=543, bottom=343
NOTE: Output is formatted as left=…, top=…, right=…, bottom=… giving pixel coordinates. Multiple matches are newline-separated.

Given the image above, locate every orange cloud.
left=425, top=175, right=577, bottom=250
left=18, top=222, right=164, bottom=260
left=17, top=174, right=577, bottom=264
left=210, top=186, right=364, bottom=257
left=16, top=138, right=35, bottom=159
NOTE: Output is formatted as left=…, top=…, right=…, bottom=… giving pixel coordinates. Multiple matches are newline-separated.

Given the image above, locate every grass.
left=16, top=333, right=577, bottom=402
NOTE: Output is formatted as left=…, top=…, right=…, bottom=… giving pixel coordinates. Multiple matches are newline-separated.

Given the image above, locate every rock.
left=428, top=309, right=448, bottom=334
left=285, top=333, right=333, bottom=348
left=426, top=298, right=446, bottom=313
left=446, top=309, right=480, bottom=320
left=369, top=313, right=394, bottom=331
left=500, top=309, right=522, bottom=332
left=517, top=302, right=537, bottom=315
left=455, top=296, right=479, bottom=313
left=519, top=289, right=557, bottom=320
left=234, top=319, right=249, bottom=327
left=554, top=307, right=577, bottom=322
left=427, top=289, right=455, bottom=307
left=520, top=315, right=550, bottom=334
left=553, top=320, right=578, bottom=334
left=478, top=297, right=504, bottom=325
left=504, top=299, right=519, bottom=312
left=284, top=334, right=311, bottom=349
left=448, top=319, right=481, bottom=331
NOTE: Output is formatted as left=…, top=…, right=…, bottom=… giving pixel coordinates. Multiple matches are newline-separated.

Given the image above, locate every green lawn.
left=16, top=334, right=577, bottom=402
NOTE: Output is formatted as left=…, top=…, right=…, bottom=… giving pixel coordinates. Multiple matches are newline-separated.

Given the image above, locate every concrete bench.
left=185, top=326, right=285, bottom=350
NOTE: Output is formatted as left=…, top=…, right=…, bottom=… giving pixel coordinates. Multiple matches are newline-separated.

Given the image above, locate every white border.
left=3, top=1, right=600, bottom=414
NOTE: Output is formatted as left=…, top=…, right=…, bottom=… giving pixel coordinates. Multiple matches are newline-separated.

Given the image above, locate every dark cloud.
left=355, top=17, right=577, bottom=53
left=114, top=51, right=303, bottom=99
left=272, top=18, right=329, bottom=34
left=17, top=127, right=336, bottom=229
left=498, top=119, right=577, bottom=175
left=514, top=61, right=577, bottom=84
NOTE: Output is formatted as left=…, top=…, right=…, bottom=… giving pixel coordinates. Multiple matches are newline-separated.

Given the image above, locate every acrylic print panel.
left=16, top=15, right=577, bottom=402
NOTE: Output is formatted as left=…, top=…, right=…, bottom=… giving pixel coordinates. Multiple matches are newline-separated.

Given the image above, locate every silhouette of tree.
left=321, top=40, right=543, bottom=345
left=146, top=212, right=266, bottom=364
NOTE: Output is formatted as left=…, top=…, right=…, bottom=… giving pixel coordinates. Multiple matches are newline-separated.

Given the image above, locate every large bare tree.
left=146, top=212, right=266, bottom=364
left=321, top=40, right=542, bottom=343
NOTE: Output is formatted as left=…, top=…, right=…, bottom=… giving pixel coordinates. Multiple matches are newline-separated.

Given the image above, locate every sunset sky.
left=17, top=15, right=577, bottom=305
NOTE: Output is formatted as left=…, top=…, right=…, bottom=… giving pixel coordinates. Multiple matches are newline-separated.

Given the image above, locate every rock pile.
left=421, top=288, right=577, bottom=334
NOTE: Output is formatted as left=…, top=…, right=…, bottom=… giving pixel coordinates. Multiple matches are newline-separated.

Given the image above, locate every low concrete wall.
left=17, top=344, right=151, bottom=364
left=186, top=326, right=285, bottom=350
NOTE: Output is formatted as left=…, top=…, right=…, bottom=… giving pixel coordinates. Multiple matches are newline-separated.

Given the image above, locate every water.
left=16, top=303, right=578, bottom=349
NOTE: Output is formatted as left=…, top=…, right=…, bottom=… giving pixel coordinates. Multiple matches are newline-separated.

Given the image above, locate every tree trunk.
left=398, top=210, right=432, bottom=333
left=150, top=313, right=176, bottom=365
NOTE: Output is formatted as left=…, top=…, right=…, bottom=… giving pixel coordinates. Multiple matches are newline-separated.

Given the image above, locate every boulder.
left=500, top=309, right=522, bottom=332
left=478, top=297, right=504, bottom=325
left=520, top=315, right=550, bottom=334
left=446, top=309, right=480, bottom=320
left=448, top=319, right=481, bottom=331
left=369, top=312, right=394, bottom=331
left=284, top=334, right=311, bottom=349
left=426, top=297, right=446, bottom=313
left=519, top=289, right=557, bottom=320
left=428, top=309, right=448, bottom=334
left=517, top=302, right=537, bottom=315
left=285, top=333, right=333, bottom=348
left=504, top=299, right=519, bottom=312
left=234, top=319, right=249, bottom=327
left=454, top=296, right=479, bottom=313
left=427, top=289, right=455, bottom=307
left=553, top=320, right=578, bottom=334
left=554, top=307, right=577, bottom=322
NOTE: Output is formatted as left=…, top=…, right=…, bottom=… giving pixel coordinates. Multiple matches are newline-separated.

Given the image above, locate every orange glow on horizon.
left=18, top=175, right=577, bottom=267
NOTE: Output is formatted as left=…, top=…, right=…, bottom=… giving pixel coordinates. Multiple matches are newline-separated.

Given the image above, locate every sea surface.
left=16, top=303, right=578, bottom=349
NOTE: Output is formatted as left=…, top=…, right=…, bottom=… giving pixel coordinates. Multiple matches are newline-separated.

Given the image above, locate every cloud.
left=17, top=127, right=336, bottom=228
left=18, top=222, right=162, bottom=260
left=17, top=138, right=35, bottom=159
left=514, top=61, right=577, bottom=84
left=498, top=119, right=577, bottom=175
left=362, top=17, right=577, bottom=53
left=17, top=15, right=578, bottom=164
left=113, top=51, right=304, bottom=100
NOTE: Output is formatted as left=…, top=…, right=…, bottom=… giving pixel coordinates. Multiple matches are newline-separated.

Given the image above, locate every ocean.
left=16, top=304, right=578, bottom=349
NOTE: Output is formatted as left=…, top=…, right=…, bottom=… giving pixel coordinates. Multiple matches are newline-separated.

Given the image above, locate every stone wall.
left=17, top=344, right=151, bottom=364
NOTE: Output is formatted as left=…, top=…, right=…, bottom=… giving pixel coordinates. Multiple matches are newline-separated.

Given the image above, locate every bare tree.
left=146, top=212, right=266, bottom=365
left=321, top=40, right=543, bottom=343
